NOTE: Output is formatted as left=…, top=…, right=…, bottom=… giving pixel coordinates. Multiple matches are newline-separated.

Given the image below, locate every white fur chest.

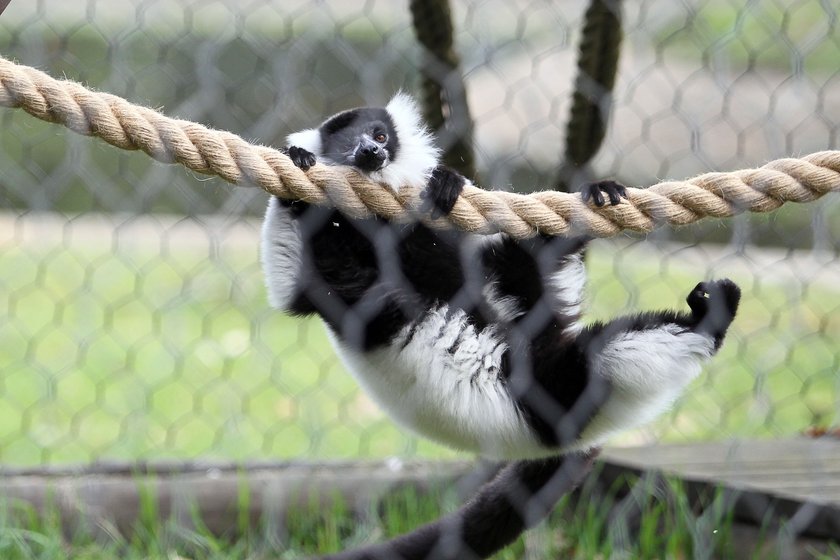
left=325, top=305, right=548, bottom=459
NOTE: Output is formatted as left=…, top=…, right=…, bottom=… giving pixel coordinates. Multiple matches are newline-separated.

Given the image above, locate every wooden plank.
left=0, top=460, right=479, bottom=539
left=603, top=438, right=840, bottom=506
left=601, top=438, right=840, bottom=540
left=605, top=438, right=840, bottom=465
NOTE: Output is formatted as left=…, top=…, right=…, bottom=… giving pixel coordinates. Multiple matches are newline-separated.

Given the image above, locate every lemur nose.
left=362, top=145, right=379, bottom=155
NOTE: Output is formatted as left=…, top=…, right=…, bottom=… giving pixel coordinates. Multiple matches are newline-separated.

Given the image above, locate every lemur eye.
left=374, top=133, right=387, bottom=143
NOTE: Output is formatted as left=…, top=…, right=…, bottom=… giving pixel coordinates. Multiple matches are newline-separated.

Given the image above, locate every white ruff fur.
left=260, top=198, right=303, bottom=310
left=572, top=324, right=715, bottom=451
left=371, top=92, right=439, bottom=191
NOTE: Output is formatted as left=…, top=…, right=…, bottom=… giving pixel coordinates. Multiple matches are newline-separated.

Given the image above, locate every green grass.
left=1, top=233, right=839, bottom=464
left=1, top=469, right=837, bottom=559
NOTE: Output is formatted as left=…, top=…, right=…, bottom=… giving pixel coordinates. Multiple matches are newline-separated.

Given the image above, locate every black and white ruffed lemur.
left=260, top=93, right=740, bottom=559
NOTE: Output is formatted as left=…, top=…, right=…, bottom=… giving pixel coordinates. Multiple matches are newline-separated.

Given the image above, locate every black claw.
left=581, top=180, right=628, bottom=207
left=422, top=165, right=466, bottom=218
left=286, top=146, right=317, bottom=171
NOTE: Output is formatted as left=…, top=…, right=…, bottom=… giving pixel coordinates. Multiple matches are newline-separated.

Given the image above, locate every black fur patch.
left=321, top=109, right=359, bottom=136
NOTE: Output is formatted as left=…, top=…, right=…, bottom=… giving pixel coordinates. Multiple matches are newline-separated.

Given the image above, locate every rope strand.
left=2, top=55, right=839, bottom=239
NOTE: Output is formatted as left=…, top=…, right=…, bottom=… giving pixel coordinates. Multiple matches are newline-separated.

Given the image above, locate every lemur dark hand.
left=284, top=146, right=317, bottom=171
left=422, top=165, right=467, bottom=218
left=278, top=146, right=318, bottom=212
left=581, top=180, right=628, bottom=207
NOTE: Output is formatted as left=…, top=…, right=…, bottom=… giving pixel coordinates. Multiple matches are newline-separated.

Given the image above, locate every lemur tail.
left=320, top=450, right=599, bottom=560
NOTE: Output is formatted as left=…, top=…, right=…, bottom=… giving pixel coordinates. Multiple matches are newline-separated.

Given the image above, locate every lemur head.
left=319, top=107, right=397, bottom=173
left=286, top=92, right=440, bottom=191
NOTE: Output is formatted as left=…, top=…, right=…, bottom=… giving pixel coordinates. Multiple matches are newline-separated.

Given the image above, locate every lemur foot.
left=686, top=279, right=741, bottom=347
left=581, top=180, right=628, bottom=207
left=285, top=146, right=317, bottom=171
left=423, top=165, right=467, bottom=218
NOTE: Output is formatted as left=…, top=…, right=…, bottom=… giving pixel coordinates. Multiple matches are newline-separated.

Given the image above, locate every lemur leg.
left=571, top=279, right=741, bottom=450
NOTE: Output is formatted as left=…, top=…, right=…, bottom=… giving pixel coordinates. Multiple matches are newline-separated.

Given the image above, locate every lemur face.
left=319, top=108, right=400, bottom=172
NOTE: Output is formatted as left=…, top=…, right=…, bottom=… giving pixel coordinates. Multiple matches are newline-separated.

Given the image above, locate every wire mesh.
left=0, top=0, right=839, bottom=557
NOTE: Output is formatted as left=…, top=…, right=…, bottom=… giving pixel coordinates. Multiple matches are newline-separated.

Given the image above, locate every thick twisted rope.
left=2, top=55, right=839, bottom=239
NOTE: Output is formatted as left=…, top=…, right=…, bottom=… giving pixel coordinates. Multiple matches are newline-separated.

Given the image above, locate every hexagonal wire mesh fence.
left=0, top=0, right=839, bottom=557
